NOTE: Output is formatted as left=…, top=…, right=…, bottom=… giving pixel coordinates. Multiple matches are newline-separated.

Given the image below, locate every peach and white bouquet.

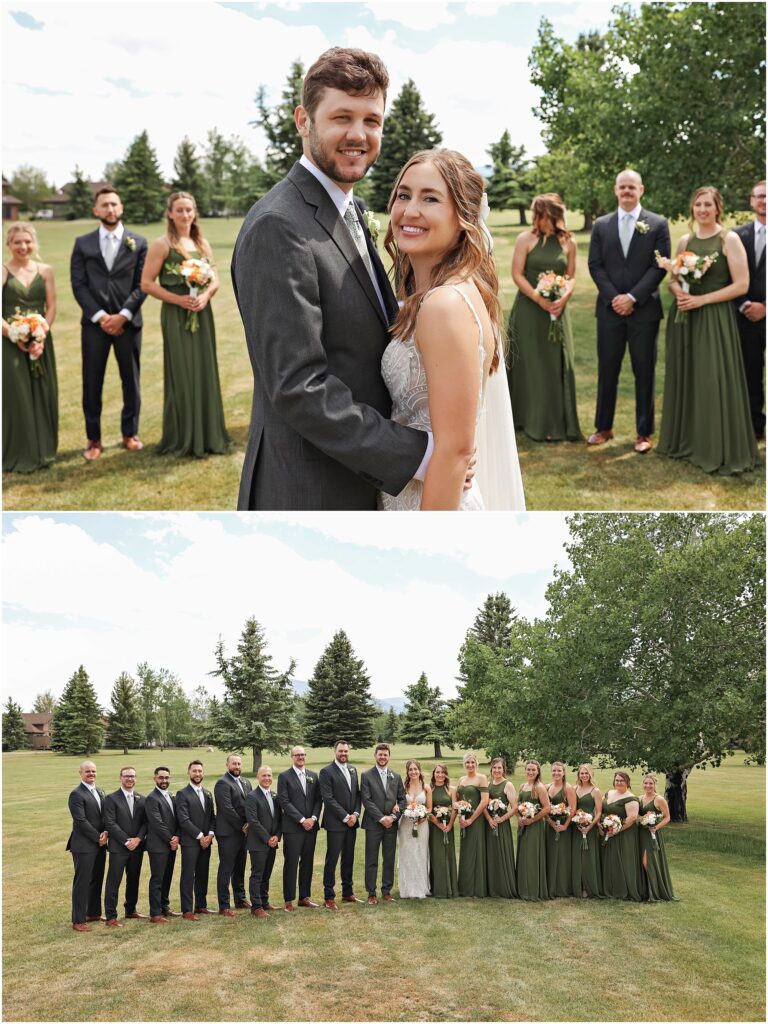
left=601, top=813, right=623, bottom=845
left=403, top=800, right=428, bottom=838
left=654, top=248, right=718, bottom=323
left=517, top=801, right=537, bottom=820
left=165, top=256, right=215, bottom=333
left=455, top=799, right=473, bottom=838
left=535, top=271, right=570, bottom=342
left=548, top=801, right=570, bottom=843
left=572, top=809, right=593, bottom=850
left=433, top=805, right=452, bottom=844
left=7, top=310, right=48, bottom=376
left=487, top=797, right=507, bottom=838
left=639, top=809, right=660, bottom=848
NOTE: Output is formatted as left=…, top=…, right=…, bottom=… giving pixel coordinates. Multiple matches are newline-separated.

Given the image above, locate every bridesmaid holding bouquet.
left=545, top=761, right=575, bottom=897
left=515, top=760, right=550, bottom=901
left=483, top=757, right=518, bottom=898
left=456, top=753, right=489, bottom=898
left=428, top=763, right=458, bottom=898
left=600, top=771, right=645, bottom=901
left=638, top=774, right=678, bottom=901
left=571, top=764, right=604, bottom=898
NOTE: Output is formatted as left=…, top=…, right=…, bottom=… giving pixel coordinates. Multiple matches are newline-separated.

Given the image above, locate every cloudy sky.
left=3, top=1, right=615, bottom=186
left=3, top=512, right=573, bottom=708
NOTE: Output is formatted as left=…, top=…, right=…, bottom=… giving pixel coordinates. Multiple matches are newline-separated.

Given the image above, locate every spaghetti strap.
left=422, top=283, right=484, bottom=346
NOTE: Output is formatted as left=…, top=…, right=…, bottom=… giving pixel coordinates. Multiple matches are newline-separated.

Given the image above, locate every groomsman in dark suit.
left=66, top=760, right=108, bottom=931
left=70, top=186, right=147, bottom=460
left=587, top=169, right=671, bottom=453
left=245, top=766, right=282, bottom=918
left=318, top=740, right=362, bottom=910
left=144, top=766, right=181, bottom=923
left=103, top=766, right=147, bottom=927
left=734, top=180, right=766, bottom=440
left=214, top=754, right=253, bottom=915
left=361, top=743, right=406, bottom=904
left=175, top=760, right=217, bottom=921
left=277, top=746, right=322, bottom=911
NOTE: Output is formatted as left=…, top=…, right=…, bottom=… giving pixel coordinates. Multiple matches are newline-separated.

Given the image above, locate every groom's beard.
left=308, top=124, right=377, bottom=185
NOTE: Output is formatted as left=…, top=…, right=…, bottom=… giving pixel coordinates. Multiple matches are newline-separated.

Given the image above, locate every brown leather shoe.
left=234, top=900, right=252, bottom=909
left=124, top=912, right=147, bottom=920
left=297, top=898, right=318, bottom=908
left=83, top=440, right=102, bottom=461
left=263, top=903, right=278, bottom=911
left=218, top=908, right=236, bottom=917
left=587, top=429, right=614, bottom=446
left=194, top=907, right=215, bottom=915
left=382, top=894, right=395, bottom=903
left=342, top=894, right=363, bottom=904
left=634, top=435, right=652, bottom=454
left=182, top=912, right=199, bottom=921
left=85, top=916, right=105, bottom=922
left=72, top=922, right=91, bottom=932
left=284, top=902, right=296, bottom=912
left=163, top=909, right=182, bottom=917
left=367, top=895, right=378, bottom=905
left=122, top=435, right=143, bottom=451
left=251, top=907, right=269, bottom=919
left=324, top=899, right=339, bottom=911
left=105, top=919, right=123, bottom=928
left=150, top=915, right=168, bottom=924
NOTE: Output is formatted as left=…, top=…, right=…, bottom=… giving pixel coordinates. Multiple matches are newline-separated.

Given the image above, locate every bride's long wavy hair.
left=383, top=148, right=503, bottom=373
left=404, top=759, right=425, bottom=793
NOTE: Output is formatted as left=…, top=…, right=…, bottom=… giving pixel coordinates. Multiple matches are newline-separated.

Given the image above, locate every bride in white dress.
left=397, top=759, right=432, bottom=898
left=379, top=148, right=525, bottom=511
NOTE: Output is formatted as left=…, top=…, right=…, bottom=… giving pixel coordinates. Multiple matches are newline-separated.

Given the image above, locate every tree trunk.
left=123, top=745, right=128, bottom=755
left=433, top=740, right=443, bottom=759
left=252, top=746, right=263, bottom=775
left=582, top=212, right=594, bottom=231
left=664, top=766, right=690, bottom=822
left=517, top=204, right=528, bottom=226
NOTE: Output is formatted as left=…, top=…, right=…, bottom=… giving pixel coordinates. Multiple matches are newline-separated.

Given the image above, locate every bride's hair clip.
left=478, top=192, right=494, bottom=253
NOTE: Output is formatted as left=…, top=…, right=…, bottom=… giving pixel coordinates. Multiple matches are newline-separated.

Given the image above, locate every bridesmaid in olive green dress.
left=456, top=753, right=489, bottom=897
left=428, top=763, right=458, bottom=898
left=571, top=764, right=604, bottom=898
left=483, top=757, right=518, bottom=898
left=507, top=193, right=582, bottom=442
left=515, top=760, right=551, bottom=901
left=600, top=772, right=645, bottom=901
left=141, top=192, right=230, bottom=458
left=2, top=222, right=58, bottom=473
left=545, top=761, right=575, bottom=897
left=638, top=774, right=678, bottom=901
left=658, top=186, right=756, bottom=475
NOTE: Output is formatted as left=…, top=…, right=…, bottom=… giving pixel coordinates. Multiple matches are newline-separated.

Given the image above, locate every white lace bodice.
left=379, top=283, right=486, bottom=511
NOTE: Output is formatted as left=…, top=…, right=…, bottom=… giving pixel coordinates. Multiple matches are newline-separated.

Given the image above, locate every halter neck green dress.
left=428, top=785, right=458, bottom=898
left=457, top=783, right=488, bottom=897
left=571, top=788, right=604, bottom=898
left=485, top=780, right=518, bottom=898
left=600, top=794, right=645, bottom=901
left=2, top=268, right=58, bottom=472
left=657, top=232, right=757, bottom=474
left=638, top=798, right=679, bottom=901
left=545, top=786, right=573, bottom=897
left=157, top=248, right=230, bottom=457
left=507, top=234, right=582, bottom=442
left=515, top=785, right=549, bottom=901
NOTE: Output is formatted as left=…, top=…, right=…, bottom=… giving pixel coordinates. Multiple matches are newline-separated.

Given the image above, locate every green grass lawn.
left=3, top=746, right=764, bottom=1021
left=2, top=213, right=764, bottom=511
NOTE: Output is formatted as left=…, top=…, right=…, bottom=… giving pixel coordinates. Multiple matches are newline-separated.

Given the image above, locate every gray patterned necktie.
left=620, top=213, right=633, bottom=258
left=755, top=224, right=765, bottom=266
left=104, top=233, right=118, bottom=271
left=343, top=203, right=376, bottom=281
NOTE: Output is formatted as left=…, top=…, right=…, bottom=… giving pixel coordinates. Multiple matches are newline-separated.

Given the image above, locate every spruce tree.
left=252, top=59, right=305, bottom=188
left=385, top=706, right=399, bottom=743
left=67, top=165, right=93, bottom=220
left=2, top=698, right=27, bottom=751
left=171, top=136, right=208, bottom=211
left=106, top=672, right=143, bottom=754
left=211, top=617, right=297, bottom=773
left=368, top=80, right=442, bottom=212
left=470, top=593, right=517, bottom=650
left=303, top=630, right=378, bottom=749
left=485, top=132, right=534, bottom=225
left=51, top=666, right=104, bottom=756
left=114, top=131, right=166, bottom=222
left=399, top=672, right=449, bottom=758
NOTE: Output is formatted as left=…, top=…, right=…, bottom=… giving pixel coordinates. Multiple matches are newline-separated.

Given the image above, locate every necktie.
left=264, top=790, right=274, bottom=816
left=341, top=765, right=351, bottom=790
left=90, top=786, right=101, bottom=809
left=236, top=777, right=244, bottom=796
left=196, top=787, right=206, bottom=810
left=162, top=791, right=173, bottom=812
left=104, top=233, right=118, bottom=271
left=343, top=203, right=376, bottom=282
left=299, top=771, right=306, bottom=795
left=755, top=224, right=765, bottom=265
left=620, top=213, right=633, bottom=258
left=125, top=792, right=134, bottom=817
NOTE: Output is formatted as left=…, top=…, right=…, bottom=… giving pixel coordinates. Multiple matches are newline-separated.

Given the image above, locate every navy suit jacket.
left=588, top=207, right=670, bottom=323
left=144, top=789, right=178, bottom=854
left=733, top=221, right=766, bottom=308
left=103, top=789, right=147, bottom=854
left=175, top=784, right=216, bottom=847
left=66, top=783, right=106, bottom=852
left=214, top=772, right=253, bottom=837
left=70, top=226, right=148, bottom=327
left=245, top=788, right=282, bottom=850
left=318, top=762, right=361, bottom=831
left=277, top=767, right=322, bottom=833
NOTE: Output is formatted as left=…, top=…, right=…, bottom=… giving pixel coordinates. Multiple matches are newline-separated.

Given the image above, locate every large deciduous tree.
left=303, top=630, right=378, bottom=750
left=114, top=131, right=166, bottom=222
left=8, top=165, right=52, bottom=214
left=2, top=699, right=27, bottom=751
left=211, top=618, right=297, bottom=773
left=51, top=666, right=104, bottom=756
left=32, top=690, right=57, bottom=713
left=106, top=672, right=143, bottom=754
left=400, top=672, right=450, bottom=758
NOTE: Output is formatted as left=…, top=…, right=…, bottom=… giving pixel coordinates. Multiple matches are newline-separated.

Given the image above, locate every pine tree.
left=67, top=165, right=93, bottom=220
left=399, top=672, right=449, bottom=758
left=470, top=592, right=517, bottom=651
left=2, top=698, right=27, bottom=751
left=368, top=80, right=443, bottom=212
left=114, top=131, right=166, bottom=222
left=211, top=617, right=297, bottom=773
left=303, top=630, right=378, bottom=749
left=106, top=672, right=143, bottom=754
left=51, top=666, right=104, bottom=756
left=385, top=706, right=399, bottom=743
left=171, top=136, right=208, bottom=211
left=485, top=132, right=534, bottom=225
left=252, top=59, right=305, bottom=189
left=32, top=689, right=57, bottom=713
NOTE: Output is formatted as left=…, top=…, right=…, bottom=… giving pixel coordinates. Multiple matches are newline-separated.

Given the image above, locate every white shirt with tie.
left=92, top=223, right=133, bottom=324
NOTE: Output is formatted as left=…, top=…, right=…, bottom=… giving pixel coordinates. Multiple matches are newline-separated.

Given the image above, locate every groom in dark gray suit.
left=587, top=169, right=671, bottom=454
left=361, top=743, right=406, bottom=904
left=734, top=180, right=766, bottom=440
left=232, top=47, right=429, bottom=510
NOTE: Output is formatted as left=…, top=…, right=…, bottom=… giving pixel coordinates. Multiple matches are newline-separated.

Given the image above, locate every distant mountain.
left=292, top=679, right=404, bottom=713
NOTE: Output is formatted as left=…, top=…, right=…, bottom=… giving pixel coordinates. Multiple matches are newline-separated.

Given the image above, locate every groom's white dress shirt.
left=92, top=223, right=133, bottom=323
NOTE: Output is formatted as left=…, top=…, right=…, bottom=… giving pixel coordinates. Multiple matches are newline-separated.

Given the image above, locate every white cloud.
left=364, top=2, right=456, bottom=31
left=548, top=1, right=615, bottom=34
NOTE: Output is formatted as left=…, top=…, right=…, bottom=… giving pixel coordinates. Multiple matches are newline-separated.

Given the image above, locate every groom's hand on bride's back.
left=463, top=451, right=477, bottom=490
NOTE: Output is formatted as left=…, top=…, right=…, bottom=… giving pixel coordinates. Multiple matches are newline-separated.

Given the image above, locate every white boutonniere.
left=635, top=220, right=650, bottom=235
left=386, top=770, right=394, bottom=780
left=362, top=209, right=381, bottom=242
left=125, top=235, right=136, bottom=251
left=349, top=767, right=356, bottom=773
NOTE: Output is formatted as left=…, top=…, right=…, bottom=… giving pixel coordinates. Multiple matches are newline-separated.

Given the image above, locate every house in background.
left=21, top=712, right=53, bottom=750
left=2, top=176, right=22, bottom=221
left=38, top=179, right=112, bottom=220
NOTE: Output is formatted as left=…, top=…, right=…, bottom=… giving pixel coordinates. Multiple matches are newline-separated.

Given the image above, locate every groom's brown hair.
left=302, top=47, right=389, bottom=118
